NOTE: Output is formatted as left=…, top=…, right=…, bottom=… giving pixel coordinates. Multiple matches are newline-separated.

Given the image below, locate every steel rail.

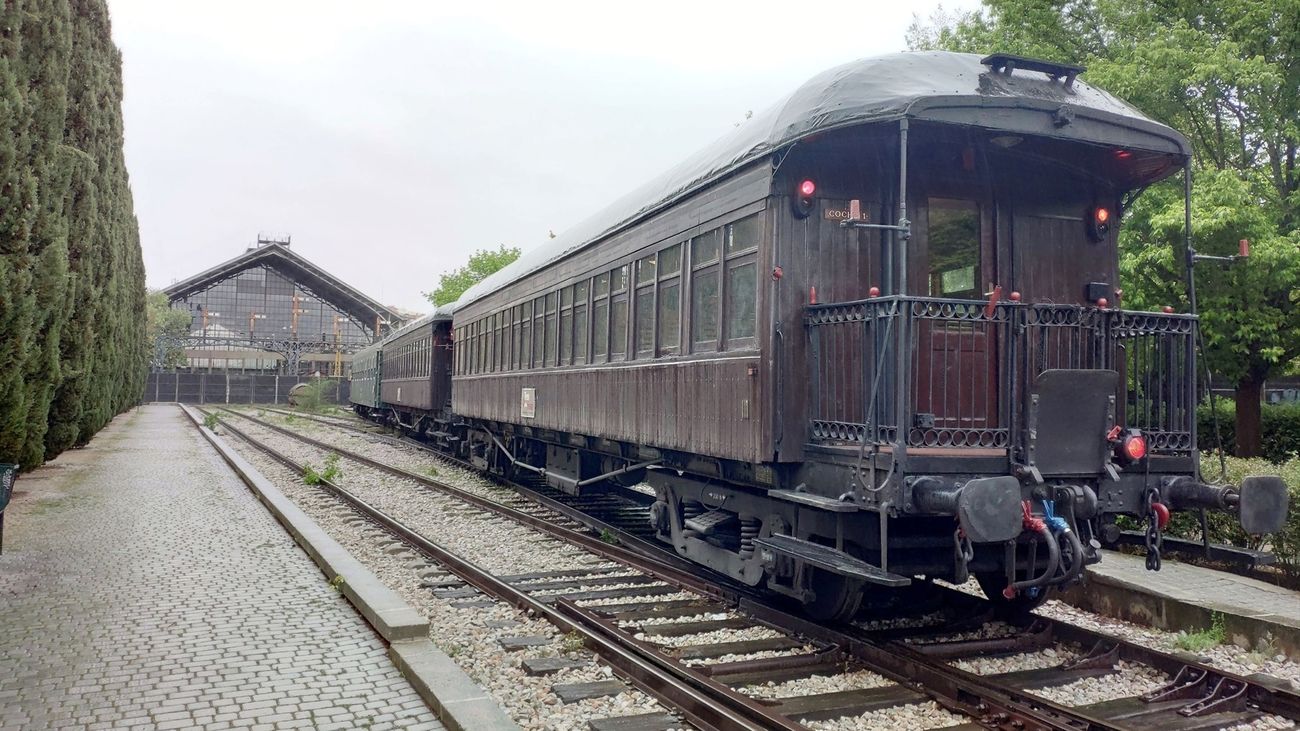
left=195, top=409, right=796, bottom=731
left=298, top=407, right=1300, bottom=723
left=211, top=408, right=1139, bottom=731
left=221, top=407, right=690, bottom=574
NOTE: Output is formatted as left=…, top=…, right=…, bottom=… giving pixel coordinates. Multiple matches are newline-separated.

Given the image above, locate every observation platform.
left=0, top=405, right=443, bottom=730
left=1070, top=550, right=1300, bottom=657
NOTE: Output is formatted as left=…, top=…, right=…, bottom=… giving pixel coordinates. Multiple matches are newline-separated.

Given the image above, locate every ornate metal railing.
left=806, top=296, right=1196, bottom=455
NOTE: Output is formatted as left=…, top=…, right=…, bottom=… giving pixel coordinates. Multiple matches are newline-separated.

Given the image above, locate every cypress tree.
left=1, top=0, right=146, bottom=469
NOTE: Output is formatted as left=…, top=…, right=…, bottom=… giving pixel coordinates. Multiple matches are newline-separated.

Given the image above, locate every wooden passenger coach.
left=364, top=51, right=1290, bottom=620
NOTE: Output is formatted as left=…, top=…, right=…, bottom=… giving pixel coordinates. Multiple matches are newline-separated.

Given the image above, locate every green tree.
left=1, top=0, right=146, bottom=469
left=910, top=0, right=1300, bottom=457
left=423, top=245, right=521, bottom=307
left=146, top=291, right=192, bottom=368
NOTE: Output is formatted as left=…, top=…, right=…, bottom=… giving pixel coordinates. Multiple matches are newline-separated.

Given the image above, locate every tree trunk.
left=1235, top=376, right=1264, bottom=458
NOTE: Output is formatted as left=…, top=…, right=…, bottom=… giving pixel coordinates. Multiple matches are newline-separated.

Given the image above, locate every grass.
left=304, top=453, right=342, bottom=485
left=560, top=631, right=585, bottom=654
left=1174, top=611, right=1227, bottom=653
left=202, top=412, right=219, bottom=430
left=599, top=528, right=620, bottom=545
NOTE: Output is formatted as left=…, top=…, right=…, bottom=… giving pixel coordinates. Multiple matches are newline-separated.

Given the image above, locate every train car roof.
left=380, top=304, right=454, bottom=345
left=456, top=50, right=1191, bottom=310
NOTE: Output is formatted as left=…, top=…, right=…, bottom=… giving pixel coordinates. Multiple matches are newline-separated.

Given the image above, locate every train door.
left=912, top=197, right=1001, bottom=438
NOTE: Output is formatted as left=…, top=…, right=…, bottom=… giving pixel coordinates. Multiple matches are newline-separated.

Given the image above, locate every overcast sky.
left=111, top=0, right=979, bottom=313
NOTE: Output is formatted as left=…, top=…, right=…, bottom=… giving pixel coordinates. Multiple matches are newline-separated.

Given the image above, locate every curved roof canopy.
left=458, top=51, right=1190, bottom=309
left=163, top=242, right=405, bottom=333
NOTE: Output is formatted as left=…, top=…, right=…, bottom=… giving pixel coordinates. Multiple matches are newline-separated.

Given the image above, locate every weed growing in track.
left=304, top=453, right=342, bottom=485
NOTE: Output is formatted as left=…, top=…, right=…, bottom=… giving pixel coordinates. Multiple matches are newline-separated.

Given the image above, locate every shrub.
left=1197, top=400, right=1300, bottom=463
left=292, top=378, right=337, bottom=413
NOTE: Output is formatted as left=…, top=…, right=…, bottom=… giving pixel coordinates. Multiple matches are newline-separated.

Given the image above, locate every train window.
left=610, top=295, right=628, bottom=359
left=927, top=198, right=981, bottom=299
left=725, top=213, right=761, bottom=254
left=575, top=280, right=588, bottom=302
left=532, top=297, right=545, bottom=367
left=635, top=288, right=654, bottom=356
left=512, top=305, right=523, bottom=371
left=657, top=280, right=680, bottom=354
left=561, top=286, right=573, bottom=308
left=574, top=302, right=588, bottom=364
left=659, top=244, right=682, bottom=277
left=612, top=264, right=629, bottom=293
left=691, top=269, right=719, bottom=346
left=559, top=309, right=573, bottom=366
left=636, top=255, right=656, bottom=287
left=594, top=272, right=610, bottom=297
left=592, top=298, right=609, bottom=360
left=725, top=261, right=757, bottom=342
left=521, top=315, right=532, bottom=370
left=545, top=313, right=557, bottom=364
left=692, top=230, right=720, bottom=266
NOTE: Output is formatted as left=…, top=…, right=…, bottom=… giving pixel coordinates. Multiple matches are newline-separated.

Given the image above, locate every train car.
left=348, top=341, right=383, bottom=417
left=378, top=305, right=457, bottom=442
left=399, top=51, right=1288, bottom=620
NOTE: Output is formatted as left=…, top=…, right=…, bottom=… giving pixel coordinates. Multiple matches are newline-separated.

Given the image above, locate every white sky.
left=111, top=0, right=980, bottom=312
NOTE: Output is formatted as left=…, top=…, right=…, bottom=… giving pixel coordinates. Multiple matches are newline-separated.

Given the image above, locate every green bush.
left=1197, top=400, right=1300, bottom=463
left=1163, top=454, right=1300, bottom=577
left=291, top=379, right=337, bottom=413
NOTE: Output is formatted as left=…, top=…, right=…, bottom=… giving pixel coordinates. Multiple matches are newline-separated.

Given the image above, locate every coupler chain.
left=1144, top=487, right=1165, bottom=571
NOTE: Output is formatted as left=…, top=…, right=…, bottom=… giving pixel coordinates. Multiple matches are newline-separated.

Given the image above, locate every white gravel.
left=950, top=646, right=1079, bottom=675
left=1029, top=660, right=1165, bottom=706
left=683, top=645, right=818, bottom=667
left=638, top=626, right=786, bottom=648
left=803, top=700, right=967, bottom=730
left=740, top=669, right=892, bottom=700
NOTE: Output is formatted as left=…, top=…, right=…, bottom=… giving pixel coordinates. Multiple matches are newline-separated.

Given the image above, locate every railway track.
left=204, top=406, right=1300, bottom=731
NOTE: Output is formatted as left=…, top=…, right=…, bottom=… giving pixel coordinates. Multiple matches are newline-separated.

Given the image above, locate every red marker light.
left=799, top=179, right=816, bottom=197
left=1162, top=306, right=1174, bottom=314
left=1009, top=291, right=1021, bottom=302
left=1097, top=297, right=1109, bottom=308
left=1114, top=149, right=1133, bottom=160
left=868, top=286, right=880, bottom=297
left=1096, top=207, right=1110, bottom=223
left=1123, top=433, right=1148, bottom=461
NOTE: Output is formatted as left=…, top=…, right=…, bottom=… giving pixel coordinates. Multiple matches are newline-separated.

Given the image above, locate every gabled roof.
left=163, top=243, right=404, bottom=331
left=457, top=50, right=1190, bottom=309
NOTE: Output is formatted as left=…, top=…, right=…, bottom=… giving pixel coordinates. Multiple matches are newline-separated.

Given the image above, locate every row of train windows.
left=384, top=337, right=432, bottom=379
left=455, top=212, right=760, bottom=376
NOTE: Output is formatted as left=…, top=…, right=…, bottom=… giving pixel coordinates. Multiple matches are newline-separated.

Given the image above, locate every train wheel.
left=804, top=570, right=864, bottom=623
left=974, top=571, right=1050, bottom=616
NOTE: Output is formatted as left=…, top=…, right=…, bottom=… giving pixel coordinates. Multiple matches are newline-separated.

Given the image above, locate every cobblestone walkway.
left=0, top=405, right=442, bottom=731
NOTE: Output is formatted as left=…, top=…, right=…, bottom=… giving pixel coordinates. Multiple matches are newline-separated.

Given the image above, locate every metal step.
left=754, top=534, right=910, bottom=587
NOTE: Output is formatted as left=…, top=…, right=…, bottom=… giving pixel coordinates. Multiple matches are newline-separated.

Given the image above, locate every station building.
left=145, top=236, right=410, bottom=404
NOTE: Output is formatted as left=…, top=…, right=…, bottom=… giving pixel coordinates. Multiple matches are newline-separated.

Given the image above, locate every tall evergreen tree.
left=0, top=0, right=146, bottom=469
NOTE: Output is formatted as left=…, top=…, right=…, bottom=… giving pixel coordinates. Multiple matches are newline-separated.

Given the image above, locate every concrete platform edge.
left=178, top=405, right=521, bottom=731
left=1064, top=566, right=1300, bottom=657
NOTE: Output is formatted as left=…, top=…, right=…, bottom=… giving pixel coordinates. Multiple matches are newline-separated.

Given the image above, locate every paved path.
left=1081, top=549, right=1300, bottom=654
left=0, top=405, right=442, bottom=731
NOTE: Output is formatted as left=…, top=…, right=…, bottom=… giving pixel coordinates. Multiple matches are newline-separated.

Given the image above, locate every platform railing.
left=806, top=296, right=1197, bottom=455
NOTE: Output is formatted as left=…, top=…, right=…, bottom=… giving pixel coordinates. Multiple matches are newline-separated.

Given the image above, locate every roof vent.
left=981, top=53, right=1086, bottom=91
left=254, top=232, right=292, bottom=249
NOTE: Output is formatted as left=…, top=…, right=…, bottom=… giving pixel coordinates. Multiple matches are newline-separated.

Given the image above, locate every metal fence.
left=142, top=371, right=351, bottom=405
left=806, top=296, right=1196, bottom=454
